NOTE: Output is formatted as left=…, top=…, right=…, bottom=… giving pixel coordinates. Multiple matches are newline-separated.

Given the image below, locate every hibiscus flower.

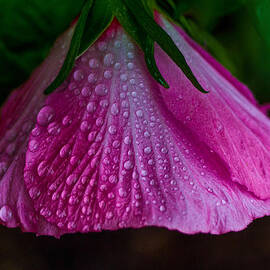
left=1, top=1, right=270, bottom=238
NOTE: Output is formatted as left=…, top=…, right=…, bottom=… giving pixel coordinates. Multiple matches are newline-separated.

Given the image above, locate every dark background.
left=1, top=1, right=270, bottom=269
left=1, top=217, right=270, bottom=270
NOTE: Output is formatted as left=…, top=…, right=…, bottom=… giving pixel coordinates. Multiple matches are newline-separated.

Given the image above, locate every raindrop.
left=104, top=70, right=113, bottom=79
left=95, top=84, right=108, bottom=96
left=127, top=62, right=134, bottom=70
left=111, top=103, right=119, bottom=116
left=0, top=205, right=12, bottom=222
left=88, top=73, right=97, bottom=83
left=89, top=58, right=99, bottom=68
left=73, top=69, right=84, bottom=81
left=124, top=160, right=133, bottom=170
left=81, top=86, right=91, bottom=97
left=120, top=74, right=128, bottom=82
left=87, top=102, right=96, bottom=113
left=66, top=174, right=78, bottom=186
left=144, top=146, right=152, bottom=154
left=118, top=187, right=127, bottom=198
left=37, top=106, right=55, bottom=126
left=159, top=205, right=166, bottom=212
left=108, top=125, right=117, bottom=135
left=103, top=53, right=115, bottom=66
left=28, top=140, right=39, bottom=152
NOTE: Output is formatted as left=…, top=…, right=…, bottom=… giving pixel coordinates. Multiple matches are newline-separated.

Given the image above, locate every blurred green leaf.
left=248, top=0, right=270, bottom=47
left=157, top=0, right=246, bottom=30
left=0, top=0, right=84, bottom=96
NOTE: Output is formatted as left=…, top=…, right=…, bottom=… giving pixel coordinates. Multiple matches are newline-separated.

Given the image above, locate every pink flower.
left=1, top=15, right=270, bottom=238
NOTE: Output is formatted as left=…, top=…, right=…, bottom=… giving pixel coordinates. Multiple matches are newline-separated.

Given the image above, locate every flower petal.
left=24, top=21, right=270, bottom=234
left=0, top=25, right=73, bottom=236
left=156, top=16, right=270, bottom=200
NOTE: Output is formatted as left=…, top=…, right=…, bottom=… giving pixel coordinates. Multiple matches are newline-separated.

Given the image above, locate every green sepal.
left=248, top=0, right=270, bottom=48
left=78, top=0, right=114, bottom=56
left=112, top=0, right=169, bottom=88
left=124, top=0, right=207, bottom=93
left=44, top=0, right=94, bottom=95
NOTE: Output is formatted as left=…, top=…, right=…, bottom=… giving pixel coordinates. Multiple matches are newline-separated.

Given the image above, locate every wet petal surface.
left=156, top=17, right=270, bottom=200
left=0, top=25, right=73, bottom=236
left=24, top=20, right=270, bottom=234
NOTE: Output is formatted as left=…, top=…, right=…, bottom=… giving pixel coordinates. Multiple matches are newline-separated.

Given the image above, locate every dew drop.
left=62, top=115, right=72, bottom=126
left=106, top=211, right=114, bottom=219
left=29, top=187, right=41, bottom=199
left=81, top=86, right=91, bottom=97
left=86, top=102, right=96, bottom=113
left=37, top=161, right=48, bottom=177
left=136, top=110, right=143, bottom=118
left=104, top=70, right=113, bottom=79
left=96, top=117, right=104, bottom=127
left=159, top=205, right=166, bottom=212
left=73, top=70, right=84, bottom=81
left=88, top=73, right=97, bottom=83
left=28, top=140, right=39, bottom=152
left=109, top=175, right=118, bottom=183
left=66, top=174, right=78, bottom=186
left=95, top=84, right=108, bottom=96
left=108, top=125, right=117, bottom=135
left=37, top=106, right=55, bottom=126
left=120, top=74, right=128, bottom=82
left=127, top=52, right=134, bottom=59
left=80, top=121, right=89, bottom=132
left=127, top=62, right=134, bottom=70
left=0, top=205, right=12, bottom=222
left=103, top=53, right=114, bottom=66
left=97, top=41, right=107, bottom=51
left=144, top=146, right=152, bottom=154
left=111, top=103, right=119, bottom=116
left=124, top=160, right=133, bottom=170
left=67, top=221, right=76, bottom=230
left=118, top=187, right=127, bottom=198
left=124, top=136, right=131, bottom=145
left=89, top=58, right=99, bottom=68
left=114, top=62, right=121, bottom=70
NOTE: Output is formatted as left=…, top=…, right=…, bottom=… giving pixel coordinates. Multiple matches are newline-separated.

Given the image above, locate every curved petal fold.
left=0, top=25, right=73, bottom=236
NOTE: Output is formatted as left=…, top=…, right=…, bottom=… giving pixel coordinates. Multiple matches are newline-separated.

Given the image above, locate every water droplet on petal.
left=95, top=84, right=108, bottom=96
left=89, top=58, right=99, bottom=68
left=88, top=73, right=97, bottom=83
left=103, top=53, right=114, bottom=66
left=66, top=174, right=78, bottom=186
left=144, top=146, right=152, bottom=154
left=124, top=160, right=133, bottom=170
left=118, top=188, right=127, bottom=198
left=104, top=70, right=113, bottom=79
left=0, top=205, right=12, bottom=222
left=81, top=86, right=91, bottom=97
left=28, top=140, right=39, bottom=152
left=37, top=106, right=55, bottom=126
left=108, top=125, right=117, bottom=135
left=87, top=102, right=96, bottom=113
left=73, top=70, right=84, bottom=81
left=111, top=103, right=119, bottom=116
